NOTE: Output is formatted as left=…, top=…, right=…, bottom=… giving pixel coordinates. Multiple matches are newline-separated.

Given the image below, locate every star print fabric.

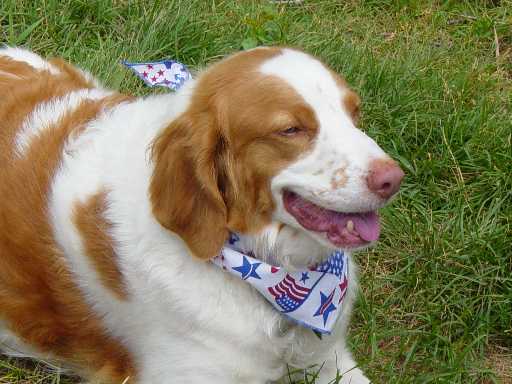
left=123, top=60, right=192, bottom=91
left=212, top=235, right=349, bottom=334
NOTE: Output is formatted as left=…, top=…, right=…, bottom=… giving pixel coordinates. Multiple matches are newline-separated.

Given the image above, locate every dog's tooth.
left=346, top=220, right=354, bottom=232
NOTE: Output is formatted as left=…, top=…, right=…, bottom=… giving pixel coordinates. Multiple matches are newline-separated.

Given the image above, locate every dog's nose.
left=367, top=159, right=404, bottom=199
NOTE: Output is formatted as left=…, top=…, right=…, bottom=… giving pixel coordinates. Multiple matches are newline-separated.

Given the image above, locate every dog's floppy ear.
left=150, top=111, right=229, bottom=260
left=344, top=90, right=361, bottom=124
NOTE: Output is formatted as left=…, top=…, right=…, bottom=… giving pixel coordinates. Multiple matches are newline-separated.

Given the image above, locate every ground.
left=0, top=0, right=511, bottom=383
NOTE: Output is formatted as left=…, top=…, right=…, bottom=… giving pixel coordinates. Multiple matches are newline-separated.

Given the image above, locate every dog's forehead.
left=259, top=49, right=346, bottom=114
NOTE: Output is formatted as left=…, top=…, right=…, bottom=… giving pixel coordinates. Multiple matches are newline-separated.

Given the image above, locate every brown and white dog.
left=0, top=47, right=403, bottom=383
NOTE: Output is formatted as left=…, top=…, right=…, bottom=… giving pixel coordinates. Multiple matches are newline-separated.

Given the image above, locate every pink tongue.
left=283, top=191, right=380, bottom=242
left=343, top=212, right=380, bottom=241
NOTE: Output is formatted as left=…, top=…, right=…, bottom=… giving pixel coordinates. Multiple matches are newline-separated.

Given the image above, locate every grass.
left=1, top=0, right=511, bottom=383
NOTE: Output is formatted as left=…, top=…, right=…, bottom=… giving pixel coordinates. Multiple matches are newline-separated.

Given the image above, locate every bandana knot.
left=123, top=59, right=192, bottom=91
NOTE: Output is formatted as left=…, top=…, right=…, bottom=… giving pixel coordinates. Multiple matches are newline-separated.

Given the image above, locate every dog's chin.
left=269, top=223, right=374, bottom=271
left=265, top=224, right=332, bottom=271
left=306, top=228, right=377, bottom=253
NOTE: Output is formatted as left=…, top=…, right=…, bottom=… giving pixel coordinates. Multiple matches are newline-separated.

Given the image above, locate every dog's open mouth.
left=283, top=190, right=380, bottom=248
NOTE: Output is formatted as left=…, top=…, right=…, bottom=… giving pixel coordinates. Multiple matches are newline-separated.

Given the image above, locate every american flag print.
left=123, top=59, right=192, bottom=91
left=316, top=250, right=344, bottom=277
left=268, top=274, right=311, bottom=312
left=212, top=237, right=350, bottom=334
left=338, top=275, right=348, bottom=304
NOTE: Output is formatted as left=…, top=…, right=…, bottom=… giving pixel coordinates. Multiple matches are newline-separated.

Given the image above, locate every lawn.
left=1, top=0, right=511, bottom=383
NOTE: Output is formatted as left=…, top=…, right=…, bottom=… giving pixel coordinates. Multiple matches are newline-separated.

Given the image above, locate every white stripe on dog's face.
left=260, top=49, right=391, bottom=229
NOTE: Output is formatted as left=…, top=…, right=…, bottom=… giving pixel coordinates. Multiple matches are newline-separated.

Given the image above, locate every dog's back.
left=0, top=48, right=135, bottom=383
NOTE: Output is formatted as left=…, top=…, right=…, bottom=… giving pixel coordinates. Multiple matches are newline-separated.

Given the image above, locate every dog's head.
left=150, top=47, right=403, bottom=266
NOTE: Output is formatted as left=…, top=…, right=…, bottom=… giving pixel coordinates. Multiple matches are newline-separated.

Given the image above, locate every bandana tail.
left=122, top=60, right=192, bottom=91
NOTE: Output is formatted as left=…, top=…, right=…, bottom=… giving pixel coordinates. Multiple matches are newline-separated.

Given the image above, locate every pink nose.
left=367, top=159, right=404, bottom=199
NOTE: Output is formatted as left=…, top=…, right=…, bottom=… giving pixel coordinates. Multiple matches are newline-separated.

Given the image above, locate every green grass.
left=1, top=0, right=511, bottom=383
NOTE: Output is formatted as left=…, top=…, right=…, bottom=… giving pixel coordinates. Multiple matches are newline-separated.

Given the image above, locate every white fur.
left=0, top=46, right=60, bottom=74
left=0, top=46, right=100, bottom=87
left=15, top=88, right=113, bottom=156
left=0, top=49, right=383, bottom=383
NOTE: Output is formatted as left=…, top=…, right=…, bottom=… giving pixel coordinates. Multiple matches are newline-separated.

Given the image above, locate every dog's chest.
left=187, top=262, right=337, bottom=379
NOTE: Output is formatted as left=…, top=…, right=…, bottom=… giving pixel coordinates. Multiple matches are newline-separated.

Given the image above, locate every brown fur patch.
left=49, top=57, right=97, bottom=88
left=0, top=59, right=93, bottom=162
left=150, top=47, right=319, bottom=260
left=325, top=66, right=361, bottom=124
left=343, top=90, right=361, bottom=124
left=330, top=167, right=348, bottom=189
left=73, top=190, right=128, bottom=300
left=0, top=56, right=41, bottom=83
left=0, top=54, right=135, bottom=383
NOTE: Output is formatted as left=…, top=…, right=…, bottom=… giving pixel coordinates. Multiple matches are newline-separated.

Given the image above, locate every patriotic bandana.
left=123, top=59, right=192, bottom=91
left=212, top=233, right=349, bottom=335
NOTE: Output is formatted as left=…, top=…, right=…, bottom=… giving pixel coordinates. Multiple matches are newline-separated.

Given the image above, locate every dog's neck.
left=231, top=223, right=335, bottom=271
left=215, top=232, right=350, bottom=334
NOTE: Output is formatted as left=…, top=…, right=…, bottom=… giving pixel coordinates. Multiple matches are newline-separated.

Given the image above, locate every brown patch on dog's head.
left=330, top=167, right=348, bottom=189
left=325, top=66, right=361, bottom=124
left=343, top=90, right=361, bottom=124
left=150, top=48, right=320, bottom=259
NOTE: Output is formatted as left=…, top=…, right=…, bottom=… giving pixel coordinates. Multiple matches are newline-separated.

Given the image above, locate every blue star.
left=232, top=256, right=261, bottom=280
left=300, top=272, right=309, bottom=284
left=314, top=290, right=337, bottom=326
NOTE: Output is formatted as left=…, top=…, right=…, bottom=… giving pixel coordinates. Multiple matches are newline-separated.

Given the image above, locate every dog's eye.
left=279, top=126, right=301, bottom=136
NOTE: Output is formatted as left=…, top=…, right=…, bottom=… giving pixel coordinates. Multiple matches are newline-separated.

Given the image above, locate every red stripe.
left=282, top=287, right=302, bottom=301
left=270, top=282, right=303, bottom=301
left=281, top=279, right=308, bottom=299
left=339, top=276, right=348, bottom=291
left=275, top=284, right=286, bottom=296
left=269, top=275, right=311, bottom=302
left=284, top=275, right=310, bottom=293
left=278, top=281, right=304, bottom=301
left=338, top=276, right=348, bottom=303
left=338, top=289, right=347, bottom=304
left=319, top=290, right=335, bottom=313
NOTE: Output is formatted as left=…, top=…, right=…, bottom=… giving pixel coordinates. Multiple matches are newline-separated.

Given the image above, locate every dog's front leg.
left=312, top=345, right=370, bottom=384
